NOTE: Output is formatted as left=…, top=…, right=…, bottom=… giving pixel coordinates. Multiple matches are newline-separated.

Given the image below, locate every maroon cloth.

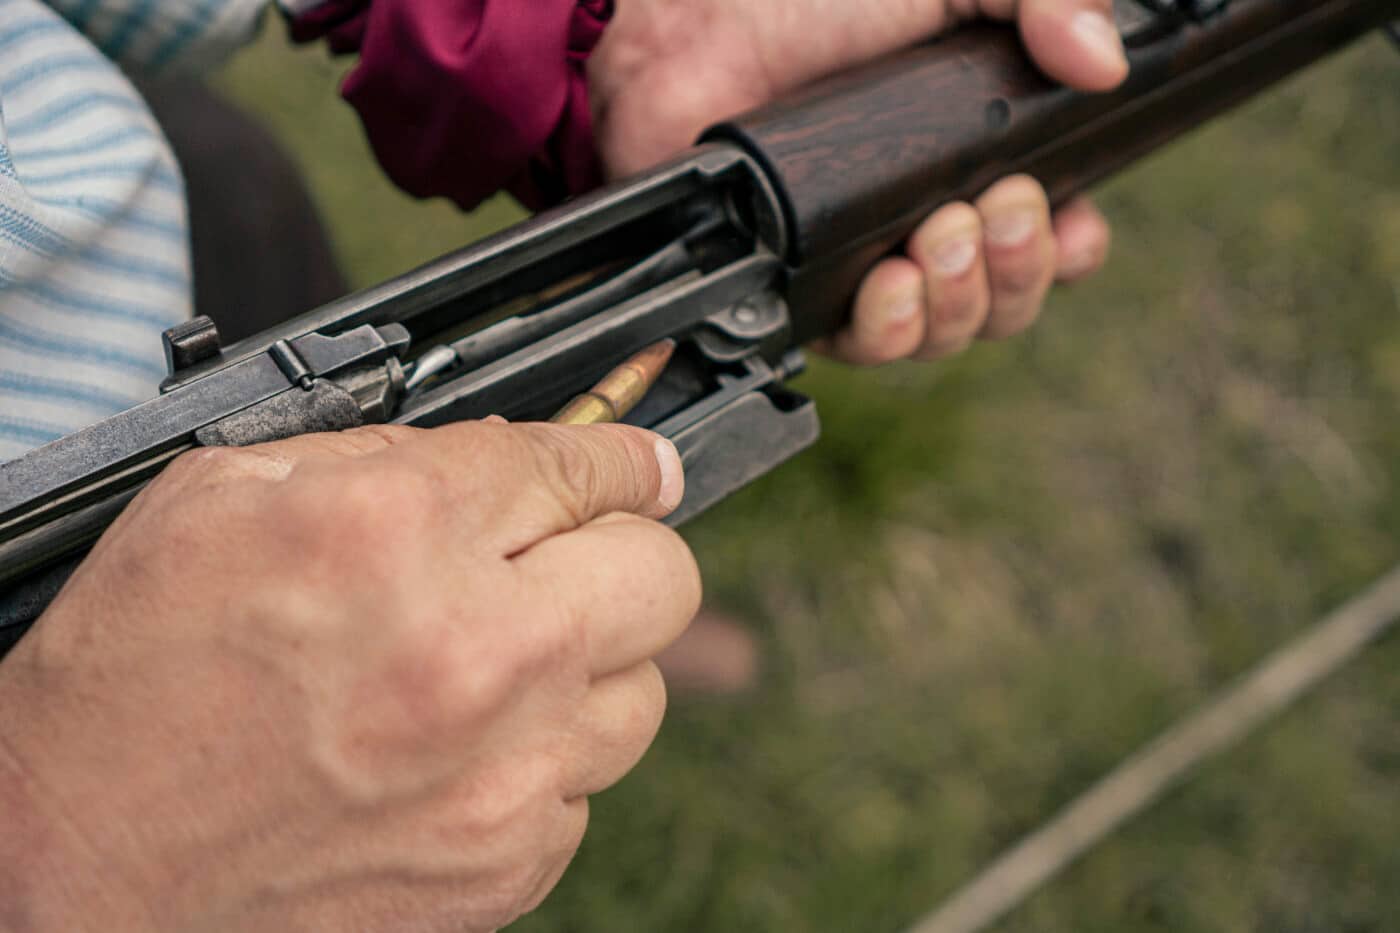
left=289, top=0, right=613, bottom=211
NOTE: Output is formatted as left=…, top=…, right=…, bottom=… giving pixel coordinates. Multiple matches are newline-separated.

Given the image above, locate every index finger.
left=514, top=511, right=702, bottom=677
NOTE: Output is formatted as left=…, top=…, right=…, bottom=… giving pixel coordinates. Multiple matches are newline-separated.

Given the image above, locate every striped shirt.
left=0, top=0, right=262, bottom=460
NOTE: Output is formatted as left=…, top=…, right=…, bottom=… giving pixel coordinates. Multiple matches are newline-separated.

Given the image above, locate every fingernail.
left=931, top=237, right=977, bottom=277
left=887, top=292, right=922, bottom=323
left=1071, top=11, right=1128, bottom=73
left=984, top=210, right=1036, bottom=248
left=655, top=438, right=684, bottom=512
left=482, top=414, right=508, bottom=424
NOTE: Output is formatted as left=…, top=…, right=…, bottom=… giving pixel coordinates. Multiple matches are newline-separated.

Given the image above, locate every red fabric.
left=288, top=0, right=612, bottom=211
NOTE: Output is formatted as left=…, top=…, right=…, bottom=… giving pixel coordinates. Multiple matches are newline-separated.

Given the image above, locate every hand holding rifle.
left=590, top=0, right=1128, bottom=364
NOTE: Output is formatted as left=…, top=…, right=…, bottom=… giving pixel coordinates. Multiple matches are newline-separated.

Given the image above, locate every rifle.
left=1, top=0, right=1395, bottom=654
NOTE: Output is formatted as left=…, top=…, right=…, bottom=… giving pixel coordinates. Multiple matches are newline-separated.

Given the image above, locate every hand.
left=0, top=421, right=699, bottom=932
left=590, top=0, right=1128, bottom=363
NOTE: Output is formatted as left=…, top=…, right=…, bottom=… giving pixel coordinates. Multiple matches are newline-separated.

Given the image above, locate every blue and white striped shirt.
left=0, top=0, right=263, bottom=459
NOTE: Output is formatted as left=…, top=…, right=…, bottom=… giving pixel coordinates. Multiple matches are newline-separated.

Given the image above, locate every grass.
left=216, top=26, right=1400, bottom=932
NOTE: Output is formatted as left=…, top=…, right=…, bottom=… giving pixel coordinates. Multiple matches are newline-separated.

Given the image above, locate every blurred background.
left=213, top=27, right=1399, bottom=932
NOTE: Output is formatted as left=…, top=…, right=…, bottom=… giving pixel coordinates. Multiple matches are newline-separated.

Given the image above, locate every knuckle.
left=514, top=424, right=660, bottom=525
left=410, top=589, right=572, bottom=733
left=270, top=463, right=439, bottom=578
left=482, top=794, right=581, bottom=933
left=288, top=424, right=422, bottom=461
left=517, top=861, right=567, bottom=917
left=336, top=423, right=419, bottom=454
left=465, top=885, right=520, bottom=932
left=990, top=256, right=1050, bottom=295
left=529, top=591, right=588, bottom=682
left=947, top=0, right=978, bottom=20
left=912, top=202, right=980, bottom=257
left=929, top=280, right=989, bottom=334
left=916, top=335, right=974, bottom=362
left=939, top=200, right=983, bottom=228
left=980, top=173, right=1046, bottom=206
left=619, top=663, right=668, bottom=750
left=983, top=299, right=1044, bottom=340
left=958, top=0, right=1007, bottom=19
left=646, top=523, right=703, bottom=620
left=563, top=796, right=589, bottom=843
left=674, top=541, right=704, bottom=621
left=989, top=232, right=1056, bottom=296
left=158, top=445, right=264, bottom=488
left=440, top=422, right=517, bottom=496
left=359, top=462, right=441, bottom=521
left=135, top=447, right=277, bottom=542
left=386, top=623, right=519, bottom=738
left=325, top=468, right=389, bottom=520
left=515, top=802, right=587, bottom=920
left=551, top=437, right=607, bottom=507
left=326, top=464, right=437, bottom=535
left=337, top=610, right=533, bottom=772
left=442, top=821, right=553, bottom=932
left=455, top=756, right=558, bottom=851
left=480, top=869, right=539, bottom=929
left=822, top=330, right=874, bottom=367
left=530, top=432, right=605, bottom=526
left=161, top=445, right=230, bottom=480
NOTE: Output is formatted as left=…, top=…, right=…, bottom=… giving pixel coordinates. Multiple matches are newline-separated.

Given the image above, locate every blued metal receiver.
left=0, top=142, right=819, bottom=650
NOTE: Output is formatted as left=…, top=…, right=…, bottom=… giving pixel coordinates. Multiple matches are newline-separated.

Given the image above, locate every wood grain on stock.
left=707, top=0, right=1398, bottom=342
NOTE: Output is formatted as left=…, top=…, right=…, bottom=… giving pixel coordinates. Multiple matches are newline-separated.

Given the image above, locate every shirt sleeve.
left=283, top=0, right=612, bottom=211
left=42, top=0, right=267, bottom=74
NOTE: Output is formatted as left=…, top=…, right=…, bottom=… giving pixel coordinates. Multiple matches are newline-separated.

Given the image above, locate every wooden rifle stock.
left=708, top=0, right=1399, bottom=342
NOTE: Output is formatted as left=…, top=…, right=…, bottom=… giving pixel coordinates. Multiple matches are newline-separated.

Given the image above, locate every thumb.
left=408, top=421, right=686, bottom=556
left=512, top=423, right=686, bottom=526
left=762, top=0, right=1128, bottom=94
left=1014, top=0, right=1130, bottom=92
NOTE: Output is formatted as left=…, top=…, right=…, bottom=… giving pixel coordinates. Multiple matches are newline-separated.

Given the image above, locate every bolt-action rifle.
left=1, top=0, right=1396, bottom=654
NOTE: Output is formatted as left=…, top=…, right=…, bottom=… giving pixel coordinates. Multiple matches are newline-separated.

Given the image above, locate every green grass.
left=217, top=27, right=1400, bottom=932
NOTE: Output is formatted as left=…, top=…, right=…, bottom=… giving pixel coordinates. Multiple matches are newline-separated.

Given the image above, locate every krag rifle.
left=1, top=0, right=1396, bottom=653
